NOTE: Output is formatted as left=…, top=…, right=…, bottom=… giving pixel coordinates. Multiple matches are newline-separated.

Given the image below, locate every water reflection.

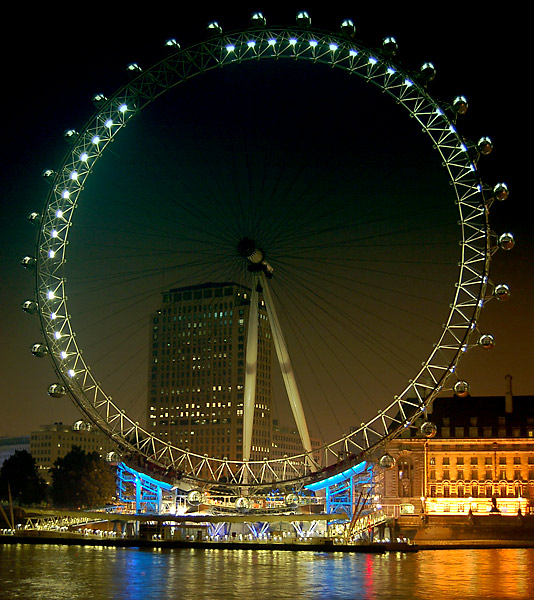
left=1, top=545, right=533, bottom=600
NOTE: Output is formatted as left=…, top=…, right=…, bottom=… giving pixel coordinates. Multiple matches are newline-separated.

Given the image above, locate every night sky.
left=1, top=5, right=528, bottom=442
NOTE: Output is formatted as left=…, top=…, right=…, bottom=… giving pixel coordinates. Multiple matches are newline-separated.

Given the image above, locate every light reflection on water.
left=1, top=545, right=533, bottom=600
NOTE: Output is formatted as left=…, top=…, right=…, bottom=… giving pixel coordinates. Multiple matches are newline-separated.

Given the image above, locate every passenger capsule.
left=494, top=283, right=511, bottom=301
left=379, top=453, right=396, bottom=469
left=285, top=493, right=299, bottom=506
left=340, top=19, right=356, bottom=38
left=92, top=93, right=108, bottom=107
left=28, top=212, right=40, bottom=224
left=498, top=232, right=515, bottom=251
left=478, top=136, right=493, bottom=155
left=106, top=451, right=120, bottom=462
left=187, top=490, right=203, bottom=505
left=236, top=496, right=251, bottom=510
left=382, top=36, right=398, bottom=56
left=48, top=383, right=66, bottom=398
left=207, top=21, right=222, bottom=35
left=493, top=182, right=509, bottom=201
left=454, top=380, right=470, bottom=397
left=296, top=10, right=311, bottom=27
left=453, top=95, right=468, bottom=115
left=22, top=300, right=38, bottom=314
left=479, top=334, right=495, bottom=349
left=21, top=256, right=36, bottom=270
left=420, top=62, right=436, bottom=83
left=31, top=343, right=48, bottom=358
left=64, top=129, right=78, bottom=142
left=164, top=38, right=180, bottom=50
left=251, top=11, right=266, bottom=26
left=420, top=421, right=437, bottom=438
left=126, top=63, right=142, bottom=74
left=42, top=169, right=56, bottom=182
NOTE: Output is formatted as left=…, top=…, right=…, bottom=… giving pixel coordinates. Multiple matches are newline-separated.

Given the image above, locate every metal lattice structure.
left=24, top=15, right=508, bottom=490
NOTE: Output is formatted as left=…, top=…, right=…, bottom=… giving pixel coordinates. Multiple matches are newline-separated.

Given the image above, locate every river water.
left=1, top=545, right=533, bottom=599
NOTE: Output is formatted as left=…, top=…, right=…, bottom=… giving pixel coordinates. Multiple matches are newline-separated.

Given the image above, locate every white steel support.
left=260, top=272, right=315, bottom=470
left=243, top=278, right=260, bottom=468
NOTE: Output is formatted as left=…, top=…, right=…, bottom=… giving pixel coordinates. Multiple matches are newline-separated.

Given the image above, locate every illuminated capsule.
left=420, top=62, right=436, bottom=83
left=494, top=283, right=511, bottom=301
left=251, top=11, right=266, bottom=26
left=164, top=38, right=180, bottom=50
left=382, top=36, right=398, bottom=56
left=285, top=493, right=299, bottom=506
left=106, top=451, right=120, bottom=463
left=64, top=129, right=78, bottom=142
left=207, top=21, right=222, bottom=35
left=478, top=136, right=493, bottom=155
left=453, top=95, right=468, bottom=115
left=493, top=182, right=509, bottom=201
left=340, top=19, right=356, bottom=38
left=92, top=93, right=107, bottom=107
left=28, top=212, right=40, bottom=225
left=73, top=419, right=91, bottom=431
left=187, top=490, right=203, bottom=505
left=420, top=421, right=437, bottom=438
left=454, top=380, right=470, bottom=398
left=498, top=232, right=515, bottom=251
left=479, top=334, right=495, bottom=349
left=31, top=343, right=48, bottom=358
left=236, top=497, right=251, bottom=510
left=42, top=169, right=56, bottom=182
left=21, top=256, right=36, bottom=270
left=296, top=10, right=311, bottom=27
left=48, top=383, right=66, bottom=398
left=379, top=453, right=396, bottom=469
left=22, top=300, right=38, bottom=314
left=126, top=63, right=142, bottom=74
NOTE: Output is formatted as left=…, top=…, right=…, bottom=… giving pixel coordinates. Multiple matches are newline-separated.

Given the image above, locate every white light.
left=80, top=152, right=89, bottom=162
left=404, top=78, right=413, bottom=87
left=349, top=49, right=358, bottom=57
left=56, top=209, right=63, bottom=218
left=61, top=190, right=70, bottom=199
left=69, top=171, right=78, bottom=180
left=247, top=40, right=256, bottom=48
left=51, top=229, right=58, bottom=238
left=47, top=290, right=55, bottom=300
left=226, top=44, right=235, bottom=52
left=387, top=67, right=396, bottom=75
left=289, top=38, right=297, bottom=46
left=105, top=119, right=113, bottom=128
left=435, top=107, right=443, bottom=116
left=460, top=143, right=467, bottom=152
left=54, top=331, right=61, bottom=339
left=329, top=43, right=338, bottom=51
left=309, top=40, right=318, bottom=47
left=48, top=250, right=55, bottom=258
left=68, top=369, right=75, bottom=378
left=268, top=38, right=276, bottom=46
left=60, top=351, right=67, bottom=359
left=92, top=135, right=100, bottom=144
left=368, top=57, right=378, bottom=65
left=118, top=104, right=128, bottom=113
left=449, top=124, right=456, bottom=133
left=51, top=312, right=57, bottom=320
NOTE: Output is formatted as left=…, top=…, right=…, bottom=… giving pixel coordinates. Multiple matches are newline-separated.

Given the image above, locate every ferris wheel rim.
left=31, top=23, right=491, bottom=488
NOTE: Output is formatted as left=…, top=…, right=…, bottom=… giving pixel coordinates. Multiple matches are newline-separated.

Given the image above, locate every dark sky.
left=1, top=5, right=528, bottom=440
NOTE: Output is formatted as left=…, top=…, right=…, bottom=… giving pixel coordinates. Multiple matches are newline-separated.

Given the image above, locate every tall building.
left=147, top=282, right=274, bottom=462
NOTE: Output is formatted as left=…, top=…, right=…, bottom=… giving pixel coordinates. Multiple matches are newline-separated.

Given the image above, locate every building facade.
left=30, top=421, right=117, bottom=481
left=0, top=435, right=30, bottom=468
left=380, top=390, right=534, bottom=516
left=147, top=282, right=273, bottom=462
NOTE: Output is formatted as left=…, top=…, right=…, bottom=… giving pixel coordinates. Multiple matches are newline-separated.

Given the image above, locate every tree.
left=0, top=450, right=47, bottom=506
left=50, top=446, right=116, bottom=508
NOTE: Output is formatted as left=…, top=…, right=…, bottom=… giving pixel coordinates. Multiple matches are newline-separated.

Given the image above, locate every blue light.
left=305, top=460, right=368, bottom=491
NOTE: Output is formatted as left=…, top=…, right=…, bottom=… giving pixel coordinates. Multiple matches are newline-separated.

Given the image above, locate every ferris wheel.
left=23, top=11, right=512, bottom=490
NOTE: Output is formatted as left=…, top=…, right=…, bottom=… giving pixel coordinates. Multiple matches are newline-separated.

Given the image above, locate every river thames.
left=1, top=545, right=533, bottom=599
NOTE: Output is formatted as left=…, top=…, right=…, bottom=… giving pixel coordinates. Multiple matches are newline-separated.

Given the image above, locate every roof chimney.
left=505, top=374, right=513, bottom=413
